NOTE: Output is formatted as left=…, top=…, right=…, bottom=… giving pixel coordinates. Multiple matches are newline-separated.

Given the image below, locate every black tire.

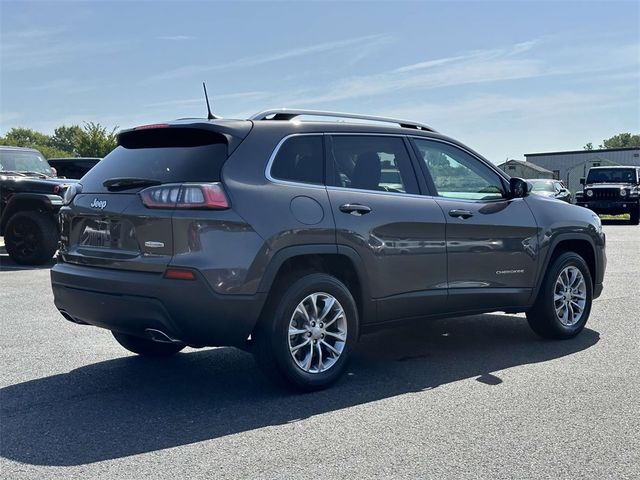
left=526, top=252, right=593, bottom=339
left=253, top=273, right=358, bottom=391
left=112, top=331, right=184, bottom=357
left=630, top=207, right=639, bottom=225
left=4, top=211, right=59, bottom=265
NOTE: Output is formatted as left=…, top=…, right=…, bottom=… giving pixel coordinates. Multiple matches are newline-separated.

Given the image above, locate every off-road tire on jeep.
left=527, top=252, right=593, bottom=339
left=112, top=331, right=185, bottom=357
left=4, top=211, right=59, bottom=265
left=253, top=273, right=358, bottom=391
left=630, top=208, right=639, bottom=225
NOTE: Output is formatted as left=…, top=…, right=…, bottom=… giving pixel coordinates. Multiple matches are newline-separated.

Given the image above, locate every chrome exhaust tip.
left=144, top=328, right=184, bottom=345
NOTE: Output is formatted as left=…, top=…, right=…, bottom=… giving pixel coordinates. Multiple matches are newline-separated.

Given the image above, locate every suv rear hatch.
left=59, top=121, right=251, bottom=272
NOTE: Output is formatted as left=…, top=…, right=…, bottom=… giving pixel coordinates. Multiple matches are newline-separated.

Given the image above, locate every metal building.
left=497, top=159, right=554, bottom=179
left=525, top=147, right=640, bottom=194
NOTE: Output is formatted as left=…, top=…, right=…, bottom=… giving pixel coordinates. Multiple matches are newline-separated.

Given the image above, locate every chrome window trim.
left=264, top=131, right=509, bottom=203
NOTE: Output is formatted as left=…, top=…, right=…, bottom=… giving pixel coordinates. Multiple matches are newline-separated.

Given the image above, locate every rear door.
left=325, top=134, right=448, bottom=323
left=411, top=138, right=539, bottom=310
left=59, top=127, right=235, bottom=272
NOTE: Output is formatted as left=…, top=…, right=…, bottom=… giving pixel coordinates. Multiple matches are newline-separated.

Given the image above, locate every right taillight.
left=140, top=183, right=229, bottom=210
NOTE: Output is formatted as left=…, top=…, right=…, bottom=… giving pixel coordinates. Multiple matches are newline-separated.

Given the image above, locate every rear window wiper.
left=103, top=177, right=162, bottom=191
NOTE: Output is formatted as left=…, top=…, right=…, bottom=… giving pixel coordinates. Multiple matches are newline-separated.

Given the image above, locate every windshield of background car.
left=586, top=168, right=637, bottom=184
left=531, top=181, right=555, bottom=192
left=0, top=150, right=52, bottom=175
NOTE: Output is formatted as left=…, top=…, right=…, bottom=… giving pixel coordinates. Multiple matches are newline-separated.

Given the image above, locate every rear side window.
left=270, top=135, right=324, bottom=185
left=326, top=135, right=419, bottom=194
left=80, top=129, right=227, bottom=192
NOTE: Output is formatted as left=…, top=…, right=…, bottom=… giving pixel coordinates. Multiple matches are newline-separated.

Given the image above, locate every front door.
left=411, top=138, right=539, bottom=311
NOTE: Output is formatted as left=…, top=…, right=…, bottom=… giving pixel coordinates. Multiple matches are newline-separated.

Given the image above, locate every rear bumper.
left=50, top=262, right=266, bottom=347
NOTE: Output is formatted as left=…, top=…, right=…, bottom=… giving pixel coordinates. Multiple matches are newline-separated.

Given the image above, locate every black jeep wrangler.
left=575, top=166, right=640, bottom=225
left=1, top=146, right=78, bottom=265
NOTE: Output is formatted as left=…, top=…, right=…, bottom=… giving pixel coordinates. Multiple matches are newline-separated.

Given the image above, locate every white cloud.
left=157, top=35, right=194, bottom=41
left=257, top=38, right=639, bottom=108
left=143, top=34, right=393, bottom=83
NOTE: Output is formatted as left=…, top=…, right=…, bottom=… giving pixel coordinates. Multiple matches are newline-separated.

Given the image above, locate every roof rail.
left=249, top=108, right=436, bottom=132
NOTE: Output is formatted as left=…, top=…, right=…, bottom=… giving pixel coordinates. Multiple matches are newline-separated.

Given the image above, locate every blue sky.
left=1, top=0, right=638, bottom=162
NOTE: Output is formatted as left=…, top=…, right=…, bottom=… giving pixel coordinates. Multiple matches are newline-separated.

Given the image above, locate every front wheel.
left=112, top=331, right=184, bottom=357
left=4, top=211, right=58, bottom=265
left=253, top=273, right=358, bottom=391
left=526, top=252, right=593, bottom=339
left=630, top=207, right=639, bottom=225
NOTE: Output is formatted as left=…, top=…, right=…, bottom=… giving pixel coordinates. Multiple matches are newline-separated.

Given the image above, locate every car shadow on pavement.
left=0, top=313, right=599, bottom=466
left=0, top=247, right=55, bottom=271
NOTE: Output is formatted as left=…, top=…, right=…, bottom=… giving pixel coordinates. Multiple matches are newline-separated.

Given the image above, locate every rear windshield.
left=586, top=168, right=637, bottom=184
left=531, top=180, right=554, bottom=192
left=80, top=143, right=227, bottom=192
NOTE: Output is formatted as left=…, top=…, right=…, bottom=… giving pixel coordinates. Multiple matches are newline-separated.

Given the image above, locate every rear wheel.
left=253, top=273, right=358, bottom=391
left=112, top=331, right=184, bottom=357
left=4, top=211, right=58, bottom=265
left=527, top=252, right=593, bottom=339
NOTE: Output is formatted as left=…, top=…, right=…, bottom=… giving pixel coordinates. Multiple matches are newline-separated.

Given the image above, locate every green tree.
left=599, top=133, right=640, bottom=149
left=50, top=125, right=83, bottom=155
left=75, top=122, right=118, bottom=157
left=1, top=127, right=50, bottom=148
left=0, top=127, right=70, bottom=158
left=583, top=142, right=593, bottom=150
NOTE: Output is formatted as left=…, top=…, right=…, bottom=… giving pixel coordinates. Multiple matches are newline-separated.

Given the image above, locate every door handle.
left=339, top=203, right=372, bottom=216
left=449, top=209, right=473, bottom=219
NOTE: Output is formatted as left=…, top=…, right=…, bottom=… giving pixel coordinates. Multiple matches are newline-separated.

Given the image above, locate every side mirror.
left=580, top=177, right=585, bottom=185
left=509, top=177, right=530, bottom=198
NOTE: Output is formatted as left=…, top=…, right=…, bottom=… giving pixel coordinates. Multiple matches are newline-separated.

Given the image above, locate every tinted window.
left=81, top=143, right=227, bottom=193
left=270, top=135, right=324, bottom=185
left=413, top=139, right=504, bottom=201
left=327, top=135, right=418, bottom=194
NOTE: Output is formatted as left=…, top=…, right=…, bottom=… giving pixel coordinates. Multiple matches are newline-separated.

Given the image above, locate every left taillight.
left=140, top=183, right=229, bottom=210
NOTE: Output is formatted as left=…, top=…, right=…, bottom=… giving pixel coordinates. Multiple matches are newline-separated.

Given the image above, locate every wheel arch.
left=532, top=233, right=597, bottom=302
left=0, top=194, right=61, bottom=235
left=257, top=244, right=374, bottom=332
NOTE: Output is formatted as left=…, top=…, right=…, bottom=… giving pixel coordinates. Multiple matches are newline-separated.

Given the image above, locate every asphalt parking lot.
left=1, top=223, right=638, bottom=479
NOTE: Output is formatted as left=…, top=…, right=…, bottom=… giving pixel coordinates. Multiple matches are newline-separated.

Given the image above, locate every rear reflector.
left=164, top=269, right=196, bottom=280
left=140, top=183, right=229, bottom=210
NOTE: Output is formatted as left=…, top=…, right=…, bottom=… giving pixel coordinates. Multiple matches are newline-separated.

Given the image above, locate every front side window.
left=270, top=135, right=324, bottom=185
left=326, top=135, right=418, bottom=194
left=413, top=139, right=505, bottom=201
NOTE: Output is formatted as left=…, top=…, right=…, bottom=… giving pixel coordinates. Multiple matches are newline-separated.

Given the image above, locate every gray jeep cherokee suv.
left=51, top=109, right=606, bottom=390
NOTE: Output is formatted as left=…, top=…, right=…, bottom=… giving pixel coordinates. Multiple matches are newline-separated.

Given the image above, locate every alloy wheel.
left=554, top=266, right=587, bottom=326
left=288, top=292, right=347, bottom=374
